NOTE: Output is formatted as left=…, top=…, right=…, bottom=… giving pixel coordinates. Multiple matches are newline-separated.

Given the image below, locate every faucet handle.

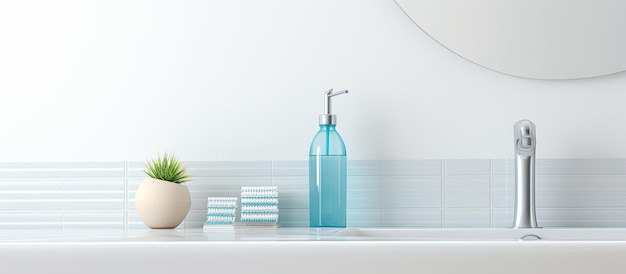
left=517, top=137, right=535, bottom=149
left=514, top=120, right=536, bottom=152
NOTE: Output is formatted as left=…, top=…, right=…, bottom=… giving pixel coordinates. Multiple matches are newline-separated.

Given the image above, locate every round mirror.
left=395, top=0, right=626, bottom=79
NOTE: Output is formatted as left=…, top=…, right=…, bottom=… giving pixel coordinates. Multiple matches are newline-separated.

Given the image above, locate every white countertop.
left=5, top=227, right=626, bottom=243
left=3, top=227, right=626, bottom=274
left=0, top=227, right=348, bottom=243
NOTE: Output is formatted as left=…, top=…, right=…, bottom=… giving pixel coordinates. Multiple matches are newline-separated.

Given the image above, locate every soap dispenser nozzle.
left=320, top=88, right=349, bottom=125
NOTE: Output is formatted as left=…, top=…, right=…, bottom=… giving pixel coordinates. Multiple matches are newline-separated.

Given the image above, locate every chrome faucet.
left=512, top=120, right=540, bottom=228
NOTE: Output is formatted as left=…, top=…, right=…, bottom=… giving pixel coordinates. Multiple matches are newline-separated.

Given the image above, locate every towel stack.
left=204, top=197, right=238, bottom=228
left=240, top=186, right=279, bottom=225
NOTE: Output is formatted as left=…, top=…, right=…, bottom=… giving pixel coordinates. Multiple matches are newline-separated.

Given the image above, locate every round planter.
left=135, top=178, right=191, bottom=229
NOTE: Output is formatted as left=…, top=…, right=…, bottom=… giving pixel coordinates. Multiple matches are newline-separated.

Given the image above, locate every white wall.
left=2, top=0, right=626, bottom=162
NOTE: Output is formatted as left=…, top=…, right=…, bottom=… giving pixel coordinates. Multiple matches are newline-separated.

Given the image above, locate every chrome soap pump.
left=309, top=88, right=349, bottom=227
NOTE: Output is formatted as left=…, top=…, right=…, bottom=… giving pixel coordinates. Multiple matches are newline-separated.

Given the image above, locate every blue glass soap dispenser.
left=309, top=88, right=349, bottom=227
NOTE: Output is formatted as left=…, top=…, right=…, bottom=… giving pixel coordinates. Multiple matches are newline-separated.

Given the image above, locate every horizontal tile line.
left=63, top=191, right=124, bottom=194
left=128, top=176, right=274, bottom=179
left=62, top=200, right=124, bottom=203
left=0, top=210, right=63, bottom=213
left=61, top=222, right=124, bottom=225
left=0, top=191, right=63, bottom=194
left=0, top=222, right=64, bottom=225
left=0, top=178, right=64, bottom=180
left=535, top=174, right=626, bottom=177
left=63, top=169, right=125, bottom=171
left=380, top=175, right=442, bottom=178
left=0, top=199, right=63, bottom=203
left=538, top=207, right=626, bottom=210
left=493, top=207, right=626, bottom=209
left=441, top=208, right=492, bottom=210
left=0, top=169, right=64, bottom=172
left=380, top=207, right=443, bottom=209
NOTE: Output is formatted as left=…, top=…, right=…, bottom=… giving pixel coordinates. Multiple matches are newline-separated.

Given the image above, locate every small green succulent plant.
left=144, top=152, right=190, bottom=184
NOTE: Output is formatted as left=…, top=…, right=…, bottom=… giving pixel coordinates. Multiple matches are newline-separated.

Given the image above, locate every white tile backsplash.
left=2, top=159, right=626, bottom=228
left=381, top=176, right=441, bottom=208
left=445, top=209, right=490, bottom=227
left=445, top=176, right=491, bottom=208
left=348, top=209, right=382, bottom=227
left=0, top=211, right=63, bottom=229
left=536, top=159, right=626, bottom=175
left=382, top=208, right=442, bottom=227
left=537, top=175, right=626, bottom=208
left=347, top=176, right=381, bottom=209
left=382, top=160, right=441, bottom=176
left=445, top=159, right=491, bottom=175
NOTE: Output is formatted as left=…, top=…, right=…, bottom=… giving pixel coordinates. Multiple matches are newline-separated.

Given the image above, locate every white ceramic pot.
left=135, top=178, right=191, bottom=229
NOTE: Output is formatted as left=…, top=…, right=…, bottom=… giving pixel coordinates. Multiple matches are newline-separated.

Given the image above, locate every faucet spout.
left=513, top=120, right=540, bottom=228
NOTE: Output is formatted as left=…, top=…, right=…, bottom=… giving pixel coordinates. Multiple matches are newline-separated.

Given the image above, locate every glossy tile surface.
left=2, top=159, right=626, bottom=228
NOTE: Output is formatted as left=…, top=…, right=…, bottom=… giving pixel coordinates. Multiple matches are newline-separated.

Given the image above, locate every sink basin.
left=3, top=228, right=626, bottom=274
left=330, top=228, right=626, bottom=241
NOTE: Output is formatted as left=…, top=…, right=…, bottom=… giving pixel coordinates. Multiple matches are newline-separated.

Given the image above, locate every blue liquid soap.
left=309, top=89, right=348, bottom=228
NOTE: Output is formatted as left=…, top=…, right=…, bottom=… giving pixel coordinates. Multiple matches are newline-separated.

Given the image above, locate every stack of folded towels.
left=204, top=197, right=238, bottom=228
left=240, top=186, right=279, bottom=225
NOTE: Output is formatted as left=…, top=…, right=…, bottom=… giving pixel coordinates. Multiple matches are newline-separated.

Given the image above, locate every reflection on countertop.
left=0, top=227, right=345, bottom=243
